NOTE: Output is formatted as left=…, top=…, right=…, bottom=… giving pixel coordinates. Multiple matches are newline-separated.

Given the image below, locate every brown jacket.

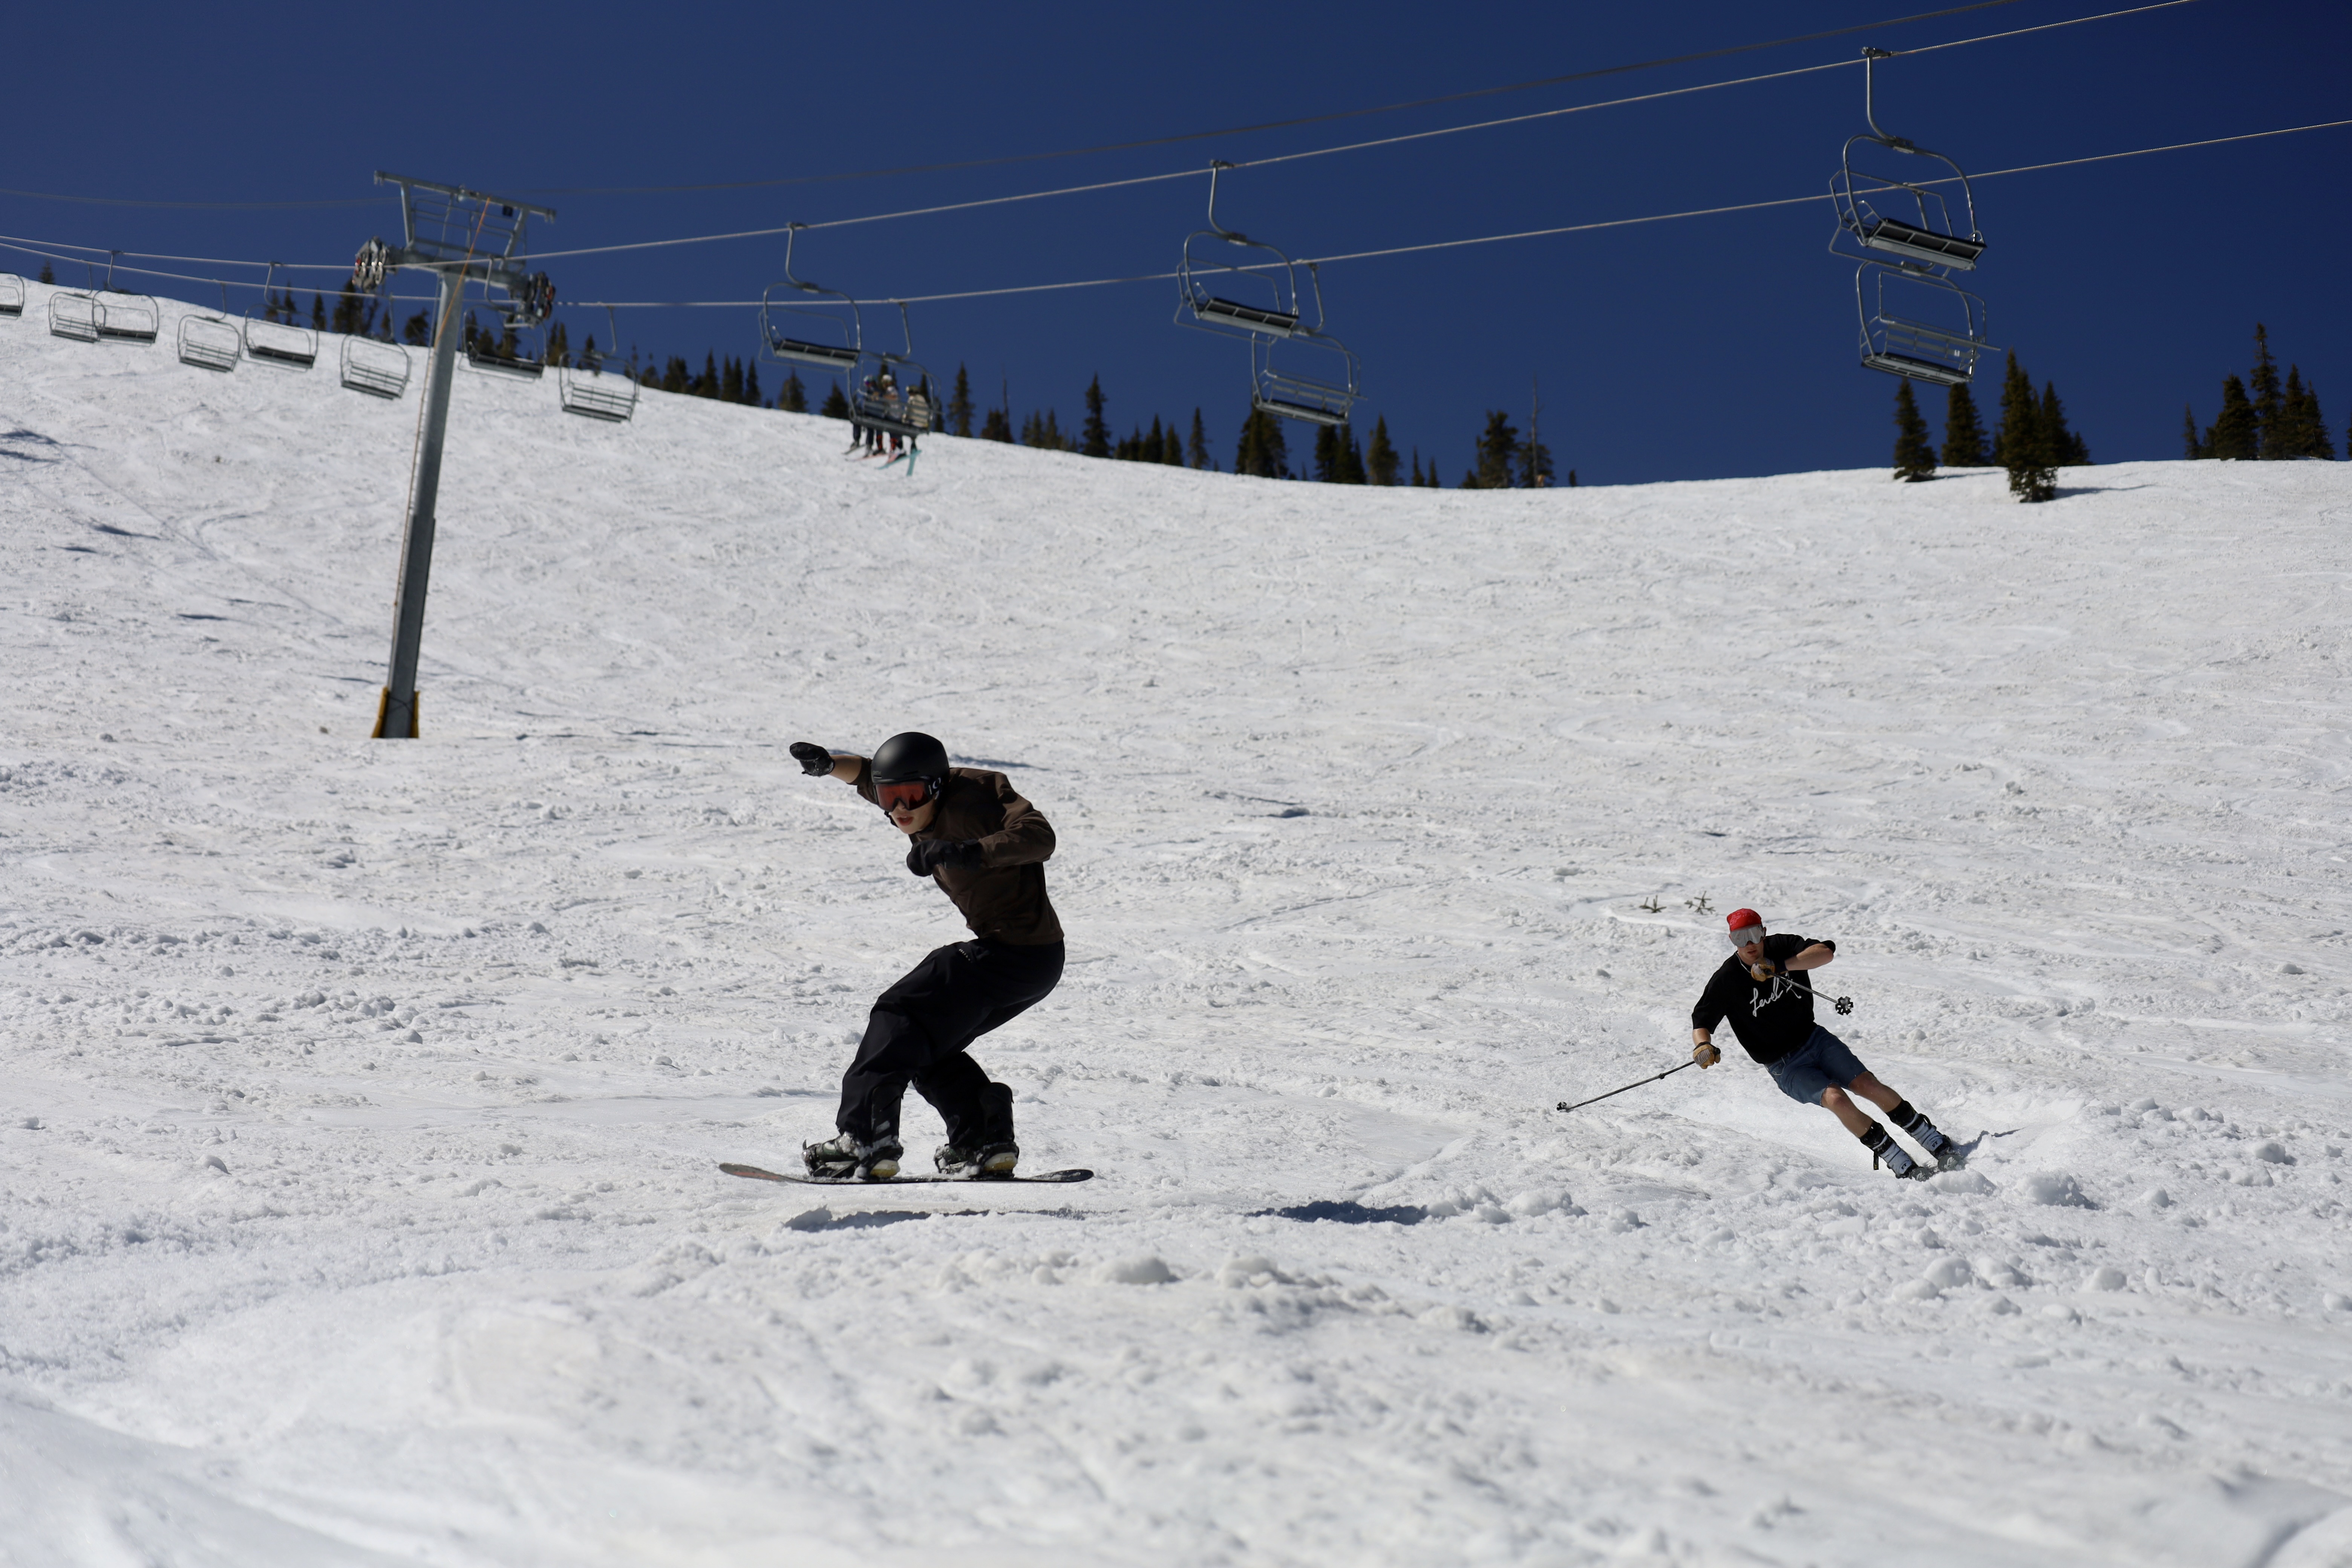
left=853, top=761, right=1063, bottom=945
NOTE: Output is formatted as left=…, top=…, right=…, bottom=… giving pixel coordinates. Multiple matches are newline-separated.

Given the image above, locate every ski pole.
left=1781, top=973, right=1854, bottom=1015
left=1555, top=1059, right=1697, bottom=1114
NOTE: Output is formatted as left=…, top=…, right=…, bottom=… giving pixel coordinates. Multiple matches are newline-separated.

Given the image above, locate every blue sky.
left=8, top=0, right=2347, bottom=483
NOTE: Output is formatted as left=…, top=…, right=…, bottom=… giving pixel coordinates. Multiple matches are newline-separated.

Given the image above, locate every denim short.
left=1765, top=1025, right=1869, bottom=1105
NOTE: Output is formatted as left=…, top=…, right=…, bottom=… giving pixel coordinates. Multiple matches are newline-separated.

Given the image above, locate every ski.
left=1936, top=1132, right=1988, bottom=1171
left=721, top=1161, right=1093, bottom=1187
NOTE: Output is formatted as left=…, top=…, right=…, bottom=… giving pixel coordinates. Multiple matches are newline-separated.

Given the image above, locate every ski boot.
left=802, top=1133, right=902, bottom=1182
left=1861, top=1124, right=1932, bottom=1181
left=1890, top=1100, right=1961, bottom=1170
left=935, top=1141, right=1020, bottom=1179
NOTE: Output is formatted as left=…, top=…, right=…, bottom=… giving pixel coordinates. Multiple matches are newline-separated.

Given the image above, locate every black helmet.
left=871, top=731, right=949, bottom=785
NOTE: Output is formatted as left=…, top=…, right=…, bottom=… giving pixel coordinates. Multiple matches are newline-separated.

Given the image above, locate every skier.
left=785, top=732, right=1063, bottom=1181
left=1690, top=908, right=1957, bottom=1179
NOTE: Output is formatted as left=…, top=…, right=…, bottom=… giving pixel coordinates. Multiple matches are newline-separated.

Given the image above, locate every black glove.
left=906, top=839, right=983, bottom=877
left=789, top=740, right=835, bottom=777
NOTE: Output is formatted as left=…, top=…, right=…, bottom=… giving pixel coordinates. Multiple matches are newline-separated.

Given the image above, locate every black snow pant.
left=836, top=938, right=1064, bottom=1148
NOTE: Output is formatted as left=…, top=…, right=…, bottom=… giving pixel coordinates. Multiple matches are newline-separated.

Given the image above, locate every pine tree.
left=1892, top=381, right=1938, bottom=482
left=2208, top=374, right=2257, bottom=460
left=1366, top=417, right=1399, bottom=485
left=1235, top=409, right=1287, bottom=478
left=819, top=382, right=850, bottom=420
left=1142, top=415, right=1164, bottom=463
left=403, top=311, right=430, bottom=346
left=38, top=261, right=55, bottom=285
left=2181, top=405, right=2211, bottom=459
left=332, top=280, right=363, bottom=336
left=1081, top=376, right=1111, bottom=457
left=545, top=322, right=571, bottom=369
left=1313, top=424, right=1339, bottom=482
left=1566, top=469, right=1579, bottom=487
left=948, top=365, right=974, bottom=437
left=2264, top=367, right=2332, bottom=460
left=310, top=294, right=328, bottom=332
left=2249, top=323, right=2283, bottom=457
left=1515, top=432, right=1555, bottom=488
left=2040, top=381, right=2090, bottom=466
left=721, top=356, right=743, bottom=404
left=1335, top=424, right=1367, bottom=484
left=980, top=406, right=1012, bottom=442
left=1941, top=383, right=1989, bottom=467
left=779, top=370, right=807, bottom=413
left=745, top=363, right=763, bottom=407
left=1409, top=450, right=1424, bottom=487
left=1162, top=425, right=1184, bottom=464
left=1473, top=411, right=1521, bottom=489
left=1187, top=408, right=1211, bottom=469
left=1995, top=352, right=2056, bottom=502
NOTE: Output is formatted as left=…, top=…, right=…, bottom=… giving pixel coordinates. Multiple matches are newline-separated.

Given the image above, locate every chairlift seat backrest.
left=1860, top=217, right=1983, bottom=270
left=1862, top=351, right=1973, bottom=387
left=772, top=336, right=863, bottom=370
left=177, top=315, right=241, bottom=373
left=0, top=274, right=25, bottom=317
left=244, top=319, right=318, bottom=369
left=464, top=343, right=545, bottom=379
left=1193, top=296, right=1299, bottom=338
left=1254, top=394, right=1349, bottom=428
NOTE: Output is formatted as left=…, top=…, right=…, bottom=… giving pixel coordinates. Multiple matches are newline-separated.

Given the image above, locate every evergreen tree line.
left=2181, top=324, right=2337, bottom=461
left=1888, top=352, right=2088, bottom=502
left=88, top=283, right=1587, bottom=486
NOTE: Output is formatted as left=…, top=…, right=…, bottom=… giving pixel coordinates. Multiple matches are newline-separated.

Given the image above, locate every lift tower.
left=357, top=173, right=556, bottom=739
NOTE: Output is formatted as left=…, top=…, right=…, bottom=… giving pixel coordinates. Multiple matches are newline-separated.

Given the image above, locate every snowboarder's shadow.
left=1252, top=1199, right=1428, bottom=1227
left=784, top=1208, right=988, bottom=1231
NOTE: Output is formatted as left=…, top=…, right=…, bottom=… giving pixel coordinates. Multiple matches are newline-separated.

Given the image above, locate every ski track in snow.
left=3, top=283, right=2350, bottom=1566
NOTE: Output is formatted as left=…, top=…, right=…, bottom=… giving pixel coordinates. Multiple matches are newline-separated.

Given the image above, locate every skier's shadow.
left=1251, top=1199, right=1428, bottom=1226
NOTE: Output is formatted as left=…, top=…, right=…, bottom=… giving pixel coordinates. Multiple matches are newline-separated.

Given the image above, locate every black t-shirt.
left=1691, top=934, right=1834, bottom=1065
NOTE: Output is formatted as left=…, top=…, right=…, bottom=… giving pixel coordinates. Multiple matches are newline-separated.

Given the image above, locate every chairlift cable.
left=518, top=0, right=2199, bottom=266
left=515, top=0, right=2041, bottom=199
left=550, top=113, right=2352, bottom=310
left=0, top=0, right=2203, bottom=281
left=15, top=110, right=2336, bottom=324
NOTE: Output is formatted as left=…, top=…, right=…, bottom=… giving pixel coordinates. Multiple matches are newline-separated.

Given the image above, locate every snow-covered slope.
left=4, top=283, right=2350, bottom=1568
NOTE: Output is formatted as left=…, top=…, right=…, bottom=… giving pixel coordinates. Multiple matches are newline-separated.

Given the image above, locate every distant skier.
left=786, top=732, right=1063, bottom=1181
left=1690, top=908, right=1957, bottom=1179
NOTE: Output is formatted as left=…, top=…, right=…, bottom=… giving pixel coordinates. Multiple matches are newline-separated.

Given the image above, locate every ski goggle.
left=876, top=778, right=939, bottom=813
left=1726, top=926, right=1767, bottom=949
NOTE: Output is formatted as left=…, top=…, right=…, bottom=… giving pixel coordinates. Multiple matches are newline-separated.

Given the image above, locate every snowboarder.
left=785, top=732, right=1063, bottom=1181
left=1690, top=908, right=1956, bottom=1179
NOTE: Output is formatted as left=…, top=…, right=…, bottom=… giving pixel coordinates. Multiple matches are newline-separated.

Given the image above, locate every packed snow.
left=3, top=283, right=2350, bottom=1567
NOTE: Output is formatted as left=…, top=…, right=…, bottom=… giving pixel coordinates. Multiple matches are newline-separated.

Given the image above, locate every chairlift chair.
left=1246, top=263, right=1359, bottom=426
left=1854, top=261, right=1989, bottom=386
left=0, top=273, right=28, bottom=318
left=463, top=274, right=554, bottom=379
left=336, top=266, right=409, bottom=397
left=1829, top=49, right=1985, bottom=272
left=178, top=286, right=241, bottom=372
left=243, top=261, right=319, bottom=368
left=559, top=305, right=639, bottom=423
left=760, top=225, right=864, bottom=373
left=341, top=335, right=411, bottom=398
left=848, top=302, right=942, bottom=439
left=48, top=291, right=99, bottom=342
left=1176, top=162, right=1304, bottom=339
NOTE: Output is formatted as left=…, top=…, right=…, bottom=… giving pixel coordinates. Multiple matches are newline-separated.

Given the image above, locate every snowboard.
left=721, top=1161, right=1093, bottom=1187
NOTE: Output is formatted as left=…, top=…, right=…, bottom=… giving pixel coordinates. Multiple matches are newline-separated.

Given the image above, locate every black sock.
left=1858, top=1124, right=1891, bottom=1151
left=1888, top=1099, right=1924, bottom=1132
